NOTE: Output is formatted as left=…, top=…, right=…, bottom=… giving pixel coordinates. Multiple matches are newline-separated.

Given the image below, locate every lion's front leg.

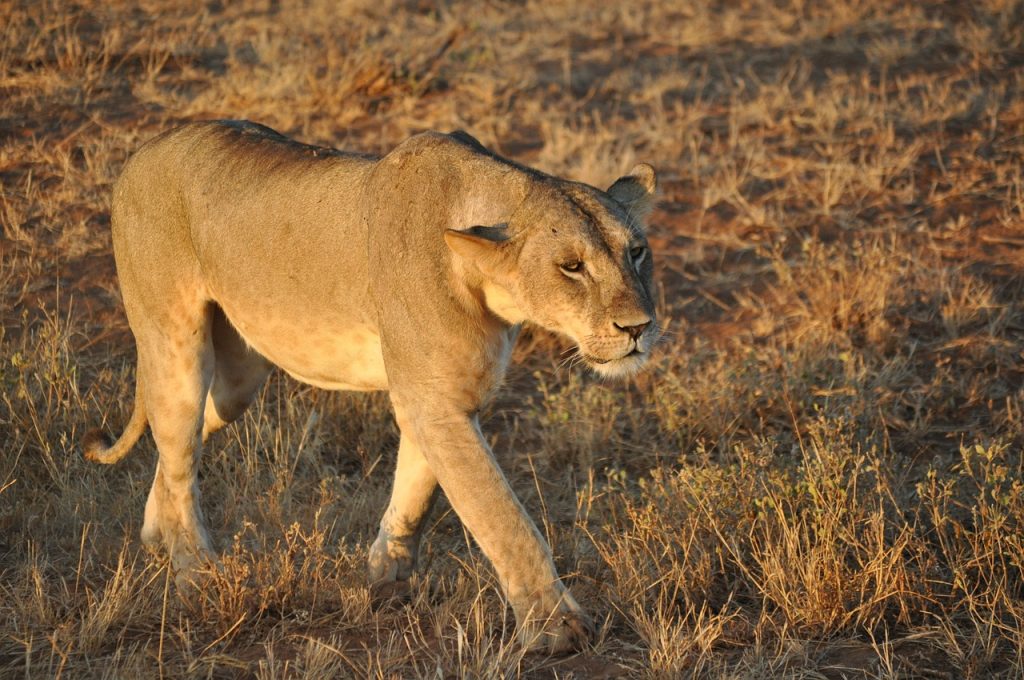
left=394, top=404, right=593, bottom=655
left=369, top=432, right=438, bottom=591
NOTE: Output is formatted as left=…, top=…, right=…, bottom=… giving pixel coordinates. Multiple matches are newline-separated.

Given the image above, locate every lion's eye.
left=559, top=261, right=585, bottom=276
left=630, top=245, right=647, bottom=264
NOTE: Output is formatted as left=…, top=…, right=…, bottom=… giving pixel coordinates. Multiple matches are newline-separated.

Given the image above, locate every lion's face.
left=446, top=164, right=660, bottom=378
left=513, top=178, right=658, bottom=378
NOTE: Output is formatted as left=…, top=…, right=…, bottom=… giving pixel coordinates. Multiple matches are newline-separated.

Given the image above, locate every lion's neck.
left=481, top=280, right=526, bottom=325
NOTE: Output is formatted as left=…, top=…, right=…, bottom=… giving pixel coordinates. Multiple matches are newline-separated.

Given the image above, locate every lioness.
left=85, top=121, right=658, bottom=654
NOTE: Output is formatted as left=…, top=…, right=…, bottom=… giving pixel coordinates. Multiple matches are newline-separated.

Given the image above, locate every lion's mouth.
left=582, top=347, right=644, bottom=365
left=577, top=333, right=656, bottom=377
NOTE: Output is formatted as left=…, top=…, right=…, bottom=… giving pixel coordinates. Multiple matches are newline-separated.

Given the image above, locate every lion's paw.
left=521, top=606, right=595, bottom=655
left=369, top=578, right=414, bottom=611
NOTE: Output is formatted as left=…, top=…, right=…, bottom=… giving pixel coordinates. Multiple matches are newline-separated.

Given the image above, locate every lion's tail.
left=84, top=370, right=148, bottom=464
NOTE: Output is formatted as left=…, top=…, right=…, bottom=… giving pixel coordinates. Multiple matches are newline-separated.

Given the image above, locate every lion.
left=84, top=120, right=659, bottom=654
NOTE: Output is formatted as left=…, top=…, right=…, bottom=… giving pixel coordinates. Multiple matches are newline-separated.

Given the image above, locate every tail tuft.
left=83, top=370, right=148, bottom=465
left=83, top=428, right=116, bottom=463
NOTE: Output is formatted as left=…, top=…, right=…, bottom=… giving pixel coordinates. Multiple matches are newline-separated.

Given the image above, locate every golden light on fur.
left=83, top=120, right=657, bottom=655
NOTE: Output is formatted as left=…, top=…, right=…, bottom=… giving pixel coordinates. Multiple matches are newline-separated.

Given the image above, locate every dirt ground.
left=3, top=0, right=1024, bottom=677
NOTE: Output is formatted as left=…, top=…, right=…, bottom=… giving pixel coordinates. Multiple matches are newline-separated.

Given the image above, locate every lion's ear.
left=444, top=225, right=514, bottom=279
left=607, top=163, right=657, bottom=223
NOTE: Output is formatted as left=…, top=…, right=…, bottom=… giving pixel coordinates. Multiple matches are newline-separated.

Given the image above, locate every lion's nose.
left=613, top=318, right=651, bottom=340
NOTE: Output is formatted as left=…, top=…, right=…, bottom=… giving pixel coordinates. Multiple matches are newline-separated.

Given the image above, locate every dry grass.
left=3, top=0, right=1024, bottom=676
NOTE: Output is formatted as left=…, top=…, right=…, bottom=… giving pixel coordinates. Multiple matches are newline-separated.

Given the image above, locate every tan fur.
left=86, top=120, right=659, bottom=654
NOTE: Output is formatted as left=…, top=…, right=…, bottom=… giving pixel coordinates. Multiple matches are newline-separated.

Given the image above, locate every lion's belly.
left=223, top=308, right=389, bottom=391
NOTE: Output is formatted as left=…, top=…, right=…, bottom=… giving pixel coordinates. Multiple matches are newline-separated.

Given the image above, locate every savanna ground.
left=3, top=0, right=1024, bottom=677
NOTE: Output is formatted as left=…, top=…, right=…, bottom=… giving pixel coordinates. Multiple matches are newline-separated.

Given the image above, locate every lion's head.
left=445, top=164, right=660, bottom=378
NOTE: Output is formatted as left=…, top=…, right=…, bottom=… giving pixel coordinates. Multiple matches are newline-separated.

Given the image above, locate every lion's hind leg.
left=201, top=306, right=272, bottom=441
left=137, top=301, right=217, bottom=579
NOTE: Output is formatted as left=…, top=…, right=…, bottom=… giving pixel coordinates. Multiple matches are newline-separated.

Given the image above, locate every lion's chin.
left=584, top=349, right=649, bottom=379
